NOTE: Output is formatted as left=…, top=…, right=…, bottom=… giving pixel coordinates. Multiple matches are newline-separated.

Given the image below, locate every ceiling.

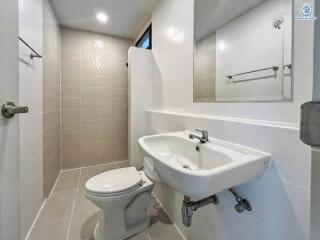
left=50, top=0, right=159, bottom=39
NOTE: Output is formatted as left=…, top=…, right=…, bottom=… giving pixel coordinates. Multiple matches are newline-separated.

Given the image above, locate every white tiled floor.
left=27, top=161, right=184, bottom=240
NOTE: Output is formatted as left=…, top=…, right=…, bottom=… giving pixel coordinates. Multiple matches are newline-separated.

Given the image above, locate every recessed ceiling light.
left=96, top=12, right=108, bottom=23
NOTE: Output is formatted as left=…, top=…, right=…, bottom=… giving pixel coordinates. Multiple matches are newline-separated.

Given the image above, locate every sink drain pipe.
left=181, top=195, right=219, bottom=227
left=181, top=189, right=252, bottom=227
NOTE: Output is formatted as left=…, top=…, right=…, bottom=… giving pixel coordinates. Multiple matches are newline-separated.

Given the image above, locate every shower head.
left=273, top=17, right=284, bottom=29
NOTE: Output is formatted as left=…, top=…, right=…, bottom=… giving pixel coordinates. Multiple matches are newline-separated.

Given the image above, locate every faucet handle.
left=195, top=129, right=209, bottom=139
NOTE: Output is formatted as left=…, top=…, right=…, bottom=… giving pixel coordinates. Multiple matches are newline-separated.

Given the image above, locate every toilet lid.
left=85, top=167, right=143, bottom=195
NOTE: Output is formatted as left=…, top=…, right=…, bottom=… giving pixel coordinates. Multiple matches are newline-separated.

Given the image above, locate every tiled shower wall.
left=61, top=28, right=131, bottom=169
left=43, top=0, right=61, bottom=198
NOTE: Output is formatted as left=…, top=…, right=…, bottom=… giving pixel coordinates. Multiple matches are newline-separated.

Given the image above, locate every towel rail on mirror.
left=19, top=36, right=42, bottom=59
left=226, top=66, right=279, bottom=81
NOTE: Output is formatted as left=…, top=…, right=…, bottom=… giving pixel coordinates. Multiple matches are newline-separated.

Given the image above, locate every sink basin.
left=138, top=131, right=271, bottom=199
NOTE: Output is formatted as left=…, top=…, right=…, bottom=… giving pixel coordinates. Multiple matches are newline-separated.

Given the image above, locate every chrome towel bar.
left=227, top=66, right=279, bottom=80
left=19, top=36, right=42, bottom=59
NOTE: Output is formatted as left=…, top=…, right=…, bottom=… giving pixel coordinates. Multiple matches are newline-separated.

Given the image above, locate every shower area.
left=59, top=28, right=131, bottom=170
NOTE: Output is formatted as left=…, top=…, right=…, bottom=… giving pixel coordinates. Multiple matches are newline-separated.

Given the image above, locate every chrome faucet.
left=189, top=129, right=209, bottom=143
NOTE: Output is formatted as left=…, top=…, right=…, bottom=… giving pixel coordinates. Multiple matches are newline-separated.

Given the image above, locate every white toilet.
left=85, top=167, right=154, bottom=240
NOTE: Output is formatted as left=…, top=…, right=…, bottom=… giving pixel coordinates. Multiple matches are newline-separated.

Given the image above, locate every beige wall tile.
left=111, top=88, right=127, bottom=99
left=62, top=121, right=81, bottom=134
left=80, top=153, right=102, bottom=167
left=98, top=130, right=114, bottom=143
left=61, top=143, right=81, bottom=158
left=43, top=133, right=60, bottom=156
left=44, top=95, right=60, bottom=112
left=81, top=95, right=96, bottom=108
left=43, top=78, right=60, bottom=96
left=62, top=155, right=81, bottom=170
left=43, top=111, right=60, bottom=130
left=61, top=50, right=81, bottom=63
left=61, top=62, right=81, bottom=75
left=81, top=109, right=100, bottom=121
left=61, top=36, right=81, bottom=53
left=62, top=97, right=81, bottom=109
left=44, top=138, right=60, bottom=164
left=62, top=86, right=81, bottom=98
left=61, top=28, right=130, bottom=168
left=81, top=120, right=101, bottom=133
left=43, top=150, right=60, bottom=198
left=62, top=133, right=81, bottom=146
left=43, top=0, right=61, bottom=199
left=81, top=132, right=101, bottom=144
left=99, top=106, right=113, bottom=119
left=61, top=74, right=80, bottom=88
left=62, top=109, right=81, bottom=122
left=112, top=148, right=128, bottom=161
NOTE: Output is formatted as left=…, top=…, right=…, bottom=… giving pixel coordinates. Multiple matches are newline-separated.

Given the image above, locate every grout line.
left=24, top=199, right=47, bottom=240
left=66, top=170, right=81, bottom=240
left=25, top=168, right=62, bottom=239
left=281, top=178, right=311, bottom=192
left=61, top=159, right=129, bottom=173
left=61, top=167, right=82, bottom=173
left=66, top=198, right=76, bottom=240
left=60, top=117, right=128, bottom=123
left=79, top=33, right=83, bottom=172
left=145, top=230, right=152, bottom=240
left=48, top=169, right=62, bottom=199
left=59, top=24, right=62, bottom=174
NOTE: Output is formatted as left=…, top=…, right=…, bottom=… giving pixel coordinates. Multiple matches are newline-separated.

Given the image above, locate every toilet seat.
left=86, top=167, right=144, bottom=197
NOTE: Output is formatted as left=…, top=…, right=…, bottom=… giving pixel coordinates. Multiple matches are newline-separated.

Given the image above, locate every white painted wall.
left=135, top=0, right=315, bottom=239
left=19, top=0, right=43, bottom=238
left=128, top=48, right=153, bottom=169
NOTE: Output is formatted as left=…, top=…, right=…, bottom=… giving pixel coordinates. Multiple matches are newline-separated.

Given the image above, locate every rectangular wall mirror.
left=193, top=0, right=293, bottom=102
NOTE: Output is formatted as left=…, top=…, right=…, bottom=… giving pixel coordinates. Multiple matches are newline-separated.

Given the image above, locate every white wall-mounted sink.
left=139, top=131, right=271, bottom=199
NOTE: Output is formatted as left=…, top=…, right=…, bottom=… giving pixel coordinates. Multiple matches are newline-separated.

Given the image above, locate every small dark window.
left=135, top=24, right=152, bottom=50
